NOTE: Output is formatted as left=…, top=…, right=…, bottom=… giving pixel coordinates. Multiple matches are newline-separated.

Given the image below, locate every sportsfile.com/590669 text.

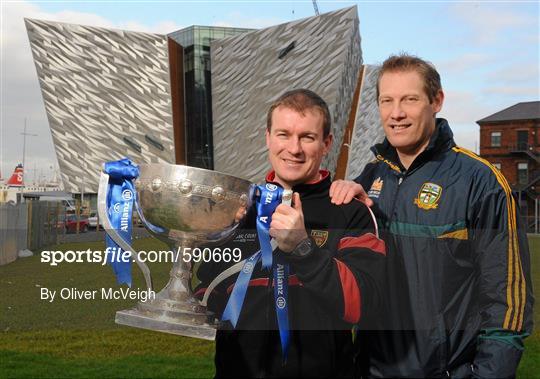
left=40, top=247, right=243, bottom=266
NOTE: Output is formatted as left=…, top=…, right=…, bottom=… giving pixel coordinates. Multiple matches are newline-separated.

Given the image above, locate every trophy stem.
left=163, top=240, right=195, bottom=302
left=115, top=239, right=217, bottom=340
left=112, top=163, right=254, bottom=341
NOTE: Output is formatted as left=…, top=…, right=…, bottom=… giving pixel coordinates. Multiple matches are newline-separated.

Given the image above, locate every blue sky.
left=1, top=0, right=539, bottom=182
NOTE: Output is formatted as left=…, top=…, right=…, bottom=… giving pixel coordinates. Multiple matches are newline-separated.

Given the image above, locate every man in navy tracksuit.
left=196, top=89, right=386, bottom=377
left=331, top=54, right=534, bottom=378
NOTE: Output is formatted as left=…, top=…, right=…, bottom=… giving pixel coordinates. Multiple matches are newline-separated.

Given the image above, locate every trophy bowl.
left=98, top=163, right=253, bottom=340
left=136, top=164, right=252, bottom=245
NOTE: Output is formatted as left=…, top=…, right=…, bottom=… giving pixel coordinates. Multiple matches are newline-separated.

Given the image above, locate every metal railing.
left=0, top=202, right=28, bottom=265
left=27, top=201, right=63, bottom=251
left=0, top=201, right=68, bottom=265
left=517, top=170, right=540, bottom=192
left=509, top=143, right=540, bottom=164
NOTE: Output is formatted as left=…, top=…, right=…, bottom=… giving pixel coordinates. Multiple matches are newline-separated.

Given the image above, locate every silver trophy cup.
left=97, top=163, right=253, bottom=340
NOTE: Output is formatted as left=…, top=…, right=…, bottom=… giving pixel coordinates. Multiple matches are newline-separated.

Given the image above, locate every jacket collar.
left=371, top=118, right=456, bottom=172
left=265, top=170, right=331, bottom=197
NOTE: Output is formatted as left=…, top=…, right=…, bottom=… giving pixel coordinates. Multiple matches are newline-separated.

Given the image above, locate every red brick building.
left=478, top=101, right=540, bottom=231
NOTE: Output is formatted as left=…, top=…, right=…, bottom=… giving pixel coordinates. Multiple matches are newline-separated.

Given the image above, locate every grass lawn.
left=518, top=234, right=540, bottom=378
left=1, top=236, right=539, bottom=377
left=0, top=238, right=215, bottom=378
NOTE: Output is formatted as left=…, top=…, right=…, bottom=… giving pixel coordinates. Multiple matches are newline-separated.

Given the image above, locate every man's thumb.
left=293, top=192, right=302, bottom=211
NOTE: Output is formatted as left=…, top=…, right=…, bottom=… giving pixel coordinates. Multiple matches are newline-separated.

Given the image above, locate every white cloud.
left=451, top=123, right=479, bottom=153
left=482, top=86, right=540, bottom=97
left=449, top=3, right=538, bottom=45
left=437, top=52, right=492, bottom=74
left=432, top=89, right=498, bottom=153
left=523, top=32, right=540, bottom=46
left=438, top=89, right=493, bottom=125
left=0, top=1, right=180, bottom=181
left=487, top=64, right=540, bottom=85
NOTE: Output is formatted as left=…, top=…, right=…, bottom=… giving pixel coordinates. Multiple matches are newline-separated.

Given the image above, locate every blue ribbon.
left=273, top=256, right=290, bottom=361
left=104, top=158, right=139, bottom=287
left=222, top=250, right=261, bottom=327
left=222, top=184, right=283, bottom=326
left=256, top=183, right=283, bottom=269
left=222, top=183, right=290, bottom=361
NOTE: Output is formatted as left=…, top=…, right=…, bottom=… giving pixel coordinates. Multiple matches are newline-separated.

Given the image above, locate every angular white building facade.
left=345, top=65, right=385, bottom=180
left=211, top=7, right=363, bottom=182
left=25, top=7, right=383, bottom=193
left=25, top=19, right=175, bottom=193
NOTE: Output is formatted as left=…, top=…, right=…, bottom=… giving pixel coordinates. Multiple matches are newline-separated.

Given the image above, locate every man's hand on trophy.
left=270, top=192, right=308, bottom=253
left=329, top=179, right=373, bottom=206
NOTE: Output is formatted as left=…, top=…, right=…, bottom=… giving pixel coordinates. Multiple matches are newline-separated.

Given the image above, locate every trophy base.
left=115, top=308, right=217, bottom=340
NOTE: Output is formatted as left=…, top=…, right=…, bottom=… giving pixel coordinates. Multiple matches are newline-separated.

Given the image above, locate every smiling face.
left=266, top=106, right=332, bottom=189
left=378, top=70, right=444, bottom=166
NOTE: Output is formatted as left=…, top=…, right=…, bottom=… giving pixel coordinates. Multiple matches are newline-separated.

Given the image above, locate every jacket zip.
left=387, top=165, right=450, bottom=376
left=383, top=152, right=427, bottom=228
left=386, top=171, right=405, bottom=229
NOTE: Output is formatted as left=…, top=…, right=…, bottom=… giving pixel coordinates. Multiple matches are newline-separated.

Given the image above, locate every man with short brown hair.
left=331, top=53, right=533, bottom=378
left=198, top=89, right=386, bottom=378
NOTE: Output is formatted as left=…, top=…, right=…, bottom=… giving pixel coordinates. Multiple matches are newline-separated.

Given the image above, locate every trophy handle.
left=97, top=170, right=153, bottom=291
left=200, top=259, right=245, bottom=306
left=200, top=189, right=293, bottom=306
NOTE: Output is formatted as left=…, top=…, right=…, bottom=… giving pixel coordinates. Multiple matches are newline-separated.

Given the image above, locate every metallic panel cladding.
left=25, top=19, right=175, bottom=193
left=211, top=7, right=363, bottom=182
left=345, top=65, right=385, bottom=180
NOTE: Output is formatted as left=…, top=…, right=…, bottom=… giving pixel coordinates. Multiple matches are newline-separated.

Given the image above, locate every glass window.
left=145, top=134, right=164, bottom=151
left=199, top=28, right=211, bottom=46
left=123, top=136, right=141, bottom=153
left=517, top=162, right=528, bottom=184
left=213, top=29, right=225, bottom=39
left=517, top=130, right=528, bottom=150
left=184, top=46, right=194, bottom=72
left=491, top=132, right=501, bottom=147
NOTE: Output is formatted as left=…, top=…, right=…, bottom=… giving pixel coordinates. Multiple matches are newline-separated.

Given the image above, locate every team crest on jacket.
left=368, top=177, right=384, bottom=198
left=310, top=230, right=328, bottom=247
left=414, top=182, right=442, bottom=210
